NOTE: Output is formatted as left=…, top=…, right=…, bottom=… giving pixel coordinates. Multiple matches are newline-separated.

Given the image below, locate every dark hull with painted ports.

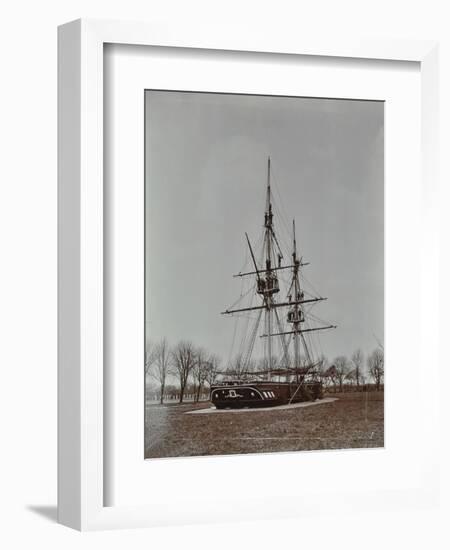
left=210, top=381, right=323, bottom=409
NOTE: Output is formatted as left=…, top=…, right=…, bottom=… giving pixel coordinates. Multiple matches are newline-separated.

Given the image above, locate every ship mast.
left=288, top=220, right=313, bottom=381
left=264, top=157, right=274, bottom=379
left=221, top=158, right=336, bottom=382
left=292, top=220, right=301, bottom=382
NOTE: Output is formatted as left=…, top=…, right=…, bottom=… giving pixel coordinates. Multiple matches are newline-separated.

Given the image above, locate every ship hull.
left=210, top=381, right=323, bottom=409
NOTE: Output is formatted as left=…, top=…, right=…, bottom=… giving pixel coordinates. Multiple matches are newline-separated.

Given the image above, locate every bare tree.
left=322, top=364, right=338, bottom=393
left=333, top=356, right=349, bottom=392
left=145, top=346, right=154, bottom=383
left=345, top=369, right=356, bottom=386
left=205, top=354, right=221, bottom=388
left=368, top=347, right=384, bottom=391
left=192, top=347, right=210, bottom=402
left=351, top=349, right=364, bottom=389
left=171, top=341, right=196, bottom=403
left=146, top=338, right=170, bottom=404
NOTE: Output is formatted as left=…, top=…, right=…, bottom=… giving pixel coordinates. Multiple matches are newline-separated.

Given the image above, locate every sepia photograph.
left=144, top=90, right=384, bottom=459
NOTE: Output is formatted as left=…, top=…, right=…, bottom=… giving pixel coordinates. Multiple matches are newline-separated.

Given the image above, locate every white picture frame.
left=58, top=18, right=439, bottom=531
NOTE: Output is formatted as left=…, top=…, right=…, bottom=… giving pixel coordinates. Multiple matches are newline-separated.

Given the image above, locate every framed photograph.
left=58, top=19, right=439, bottom=530
left=143, top=90, right=384, bottom=459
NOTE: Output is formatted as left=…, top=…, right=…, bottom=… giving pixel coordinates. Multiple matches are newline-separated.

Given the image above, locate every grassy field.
left=144, top=391, right=384, bottom=459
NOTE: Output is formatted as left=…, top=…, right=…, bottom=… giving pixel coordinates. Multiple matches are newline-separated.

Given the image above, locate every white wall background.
left=0, top=0, right=448, bottom=548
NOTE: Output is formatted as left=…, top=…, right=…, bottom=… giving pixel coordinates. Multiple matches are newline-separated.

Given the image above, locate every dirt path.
left=185, top=397, right=338, bottom=414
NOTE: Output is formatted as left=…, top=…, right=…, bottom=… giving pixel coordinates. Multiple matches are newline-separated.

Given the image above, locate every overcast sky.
left=145, top=91, right=383, bottom=366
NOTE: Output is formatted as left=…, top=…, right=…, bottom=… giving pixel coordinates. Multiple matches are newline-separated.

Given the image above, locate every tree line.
left=145, top=339, right=220, bottom=404
left=318, top=347, right=384, bottom=392
left=146, top=339, right=384, bottom=404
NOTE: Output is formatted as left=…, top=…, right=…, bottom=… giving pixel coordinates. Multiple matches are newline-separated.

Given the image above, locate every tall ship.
left=211, top=158, right=336, bottom=409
